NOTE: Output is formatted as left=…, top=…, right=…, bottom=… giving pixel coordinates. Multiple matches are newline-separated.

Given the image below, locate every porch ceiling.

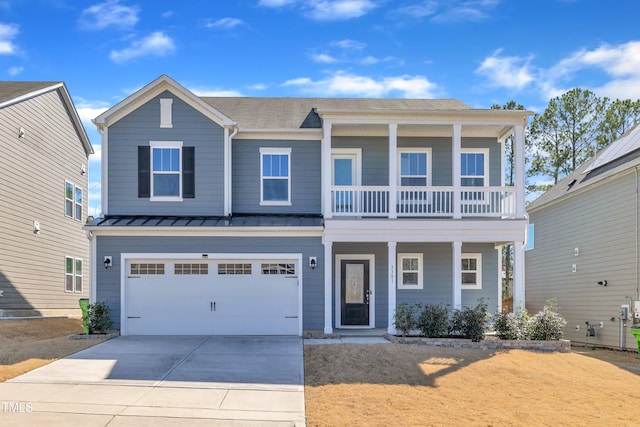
left=331, top=123, right=514, bottom=138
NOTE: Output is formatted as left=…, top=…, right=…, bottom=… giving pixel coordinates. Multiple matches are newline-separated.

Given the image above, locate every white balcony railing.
left=330, top=186, right=516, bottom=218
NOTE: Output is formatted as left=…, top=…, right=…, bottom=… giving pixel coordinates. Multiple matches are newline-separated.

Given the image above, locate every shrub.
left=528, top=300, right=566, bottom=340
left=451, top=299, right=488, bottom=342
left=493, top=308, right=530, bottom=340
left=88, top=301, right=113, bottom=334
left=417, top=303, right=450, bottom=337
left=393, top=303, right=420, bottom=337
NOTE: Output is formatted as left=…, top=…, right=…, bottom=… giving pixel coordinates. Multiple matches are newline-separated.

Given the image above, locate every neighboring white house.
left=87, top=75, right=531, bottom=336
left=526, top=124, right=640, bottom=351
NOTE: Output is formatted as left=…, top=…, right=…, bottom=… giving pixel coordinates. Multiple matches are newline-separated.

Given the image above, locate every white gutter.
left=225, top=124, right=239, bottom=216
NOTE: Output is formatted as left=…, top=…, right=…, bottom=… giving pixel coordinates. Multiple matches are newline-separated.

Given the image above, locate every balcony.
left=330, top=186, right=516, bottom=218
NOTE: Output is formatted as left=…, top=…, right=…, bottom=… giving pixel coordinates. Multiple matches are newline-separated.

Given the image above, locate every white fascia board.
left=316, top=109, right=532, bottom=125
left=86, top=226, right=323, bottom=237
left=93, top=75, right=235, bottom=129
left=323, top=219, right=528, bottom=243
left=234, top=129, right=322, bottom=140
left=121, top=252, right=302, bottom=260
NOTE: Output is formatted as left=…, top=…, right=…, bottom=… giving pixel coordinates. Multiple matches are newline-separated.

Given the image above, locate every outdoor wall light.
left=18, top=127, right=25, bottom=138
left=598, top=280, right=608, bottom=286
left=104, top=256, right=112, bottom=269
left=309, top=257, right=317, bottom=270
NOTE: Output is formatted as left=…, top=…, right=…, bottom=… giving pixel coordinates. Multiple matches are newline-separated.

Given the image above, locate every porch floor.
left=335, top=328, right=387, bottom=337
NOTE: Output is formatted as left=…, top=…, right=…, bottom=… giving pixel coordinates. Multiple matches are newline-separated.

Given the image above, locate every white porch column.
left=452, top=241, right=462, bottom=309
left=323, top=122, right=333, bottom=219
left=514, top=124, right=525, bottom=219
left=323, top=240, right=333, bottom=334
left=388, top=123, right=398, bottom=219
left=513, top=241, right=525, bottom=311
left=387, top=241, right=397, bottom=334
left=452, top=124, right=462, bottom=219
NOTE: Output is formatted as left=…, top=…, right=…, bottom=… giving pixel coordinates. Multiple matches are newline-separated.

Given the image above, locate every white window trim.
left=461, top=253, right=482, bottom=290
left=150, top=140, right=183, bottom=202
left=331, top=148, right=362, bottom=186
left=397, top=253, right=423, bottom=290
left=260, top=147, right=292, bottom=206
left=75, top=258, right=83, bottom=293
left=461, top=148, right=489, bottom=186
left=75, top=186, right=83, bottom=222
left=160, top=98, right=173, bottom=128
left=65, top=181, right=74, bottom=219
left=65, top=256, right=83, bottom=293
left=397, top=148, right=432, bottom=187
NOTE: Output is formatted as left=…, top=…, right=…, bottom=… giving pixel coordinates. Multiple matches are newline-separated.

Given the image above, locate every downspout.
left=226, top=124, right=239, bottom=216
left=636, top=167, right=639, bottom=302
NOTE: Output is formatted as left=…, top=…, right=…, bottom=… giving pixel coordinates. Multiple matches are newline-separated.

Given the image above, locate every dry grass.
left=0, top=317, right=107, bottom=382
left=304, top=343, right=640, bottom=427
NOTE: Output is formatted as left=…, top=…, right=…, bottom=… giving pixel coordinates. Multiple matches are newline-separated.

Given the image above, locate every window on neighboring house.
left=138, top=142, right=195, bottom=200
left=399, top=151, right=429, bottom=186
left=461, top=253, right=482, bottom=289
left=65, top=256, right=83, bottom=293
left=65, top=181, right=82, bottom=221
left=260, top=148, right=291, bottom=205
left=398, top=253, right=423, bottom=289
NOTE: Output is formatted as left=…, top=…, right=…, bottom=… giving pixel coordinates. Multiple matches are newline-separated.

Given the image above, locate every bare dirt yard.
left=304, top=343, right=640, bottom=427
left=0, top=317, right=107, bottom=382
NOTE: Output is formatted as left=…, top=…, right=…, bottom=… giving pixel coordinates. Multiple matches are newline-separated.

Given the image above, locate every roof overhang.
left=92, top=74, right=236, bottom=130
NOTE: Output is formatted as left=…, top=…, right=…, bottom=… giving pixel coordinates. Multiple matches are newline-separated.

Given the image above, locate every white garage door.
left=124, top=258, right=300, bottom=335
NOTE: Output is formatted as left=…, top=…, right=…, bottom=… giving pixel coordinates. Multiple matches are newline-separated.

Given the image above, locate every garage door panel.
left=125, top=259, right=299, bottom=336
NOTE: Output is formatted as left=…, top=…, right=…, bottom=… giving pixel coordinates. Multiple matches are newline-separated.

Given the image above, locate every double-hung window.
left=461, top=253, right=482, bottom=290
left=397, top=253, right=423, bottom=290
left=461, top=149, right=489, bottom=202
left=65, top=257, right=83, bottom=293
left=151, top=141, right=182, bottom=200
left=260, top=148, right=291, bottom=205
left=65, top=181, right=82, bottom=221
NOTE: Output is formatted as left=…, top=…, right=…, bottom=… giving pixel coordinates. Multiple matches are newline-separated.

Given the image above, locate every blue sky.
left=2, top=0, right=640, bottom=215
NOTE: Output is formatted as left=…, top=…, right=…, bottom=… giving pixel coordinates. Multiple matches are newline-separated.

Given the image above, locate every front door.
left=340, top=259, right=370, bottom=326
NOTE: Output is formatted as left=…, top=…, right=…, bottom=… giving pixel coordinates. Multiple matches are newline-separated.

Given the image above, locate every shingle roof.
left=0, top=81, right=60, bottom=106
left=202, top=97, right=471, bottom=130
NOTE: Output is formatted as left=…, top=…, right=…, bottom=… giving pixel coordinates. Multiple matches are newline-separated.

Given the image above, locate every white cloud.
left=360, top=55, right=378, bottom=65
left=282, top=71, right=439, bottom=98
left=394, top=0, right=498, bottom=23
left=311, top=53, right=338, bottom=64
left=79, top=0, right=139, bottom=30
left=476, top=50, right=535, bottom=90
left=247, top=83, right=269, bottom=90
left=109, top=32, right=176, bottom=63
left=190, top=86, right=243, bottom=97
left=0, top=23, right=18, bottom=55
left=331, top=39, right=366, bottom=50
left=74, top=98, right=110, bottom=128
left=205, top=17, right=244, bottom=29
left=258, top=0, right=297, bottom=6
left=7, top=65, right=22, bottom=75
left=305, top=0, right=377, bottom=20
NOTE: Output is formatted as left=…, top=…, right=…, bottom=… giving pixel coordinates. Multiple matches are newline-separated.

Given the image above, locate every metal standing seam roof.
left=90, top=215, right=324, bottom=228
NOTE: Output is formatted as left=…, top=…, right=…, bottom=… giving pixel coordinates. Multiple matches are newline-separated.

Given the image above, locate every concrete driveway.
left=0, top=336, right=305, bottom=426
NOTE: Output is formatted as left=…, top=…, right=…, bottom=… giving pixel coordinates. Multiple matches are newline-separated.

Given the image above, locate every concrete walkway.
left=0, top=336, right=305, bottom=426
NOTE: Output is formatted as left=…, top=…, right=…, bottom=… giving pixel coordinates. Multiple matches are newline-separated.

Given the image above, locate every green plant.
left=393, top=303, right=420, bottom=337
left=493, top=307, right=530, bottom=340
left=417, top=303, right=450, bottom=337
left=528, top=300, right=566, bottom=340
left=451, top=299, right=489, bottom=342
left=87, top=301, right=113, bottom=334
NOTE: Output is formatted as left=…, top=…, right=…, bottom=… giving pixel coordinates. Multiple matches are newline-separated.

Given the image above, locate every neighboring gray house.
left=0, top=82, right=94, bottom=317
left=526, top=124, right=640, bottom=351
left=88, top=75, right=531, bottom=336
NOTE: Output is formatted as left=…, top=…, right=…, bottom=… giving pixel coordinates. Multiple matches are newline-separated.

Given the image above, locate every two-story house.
left=0, top=81, right=93, bottom=317
left=88, top=75, right=531, bottom=336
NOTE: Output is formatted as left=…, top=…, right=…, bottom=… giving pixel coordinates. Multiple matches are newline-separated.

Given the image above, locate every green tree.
left=597, top=98, right=640, bottom=149
left=529, top=88, right=606, bottom=188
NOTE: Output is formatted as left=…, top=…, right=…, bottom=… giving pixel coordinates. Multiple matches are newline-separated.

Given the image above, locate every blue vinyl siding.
left=332, top=137, right=388, bottom=185
left=233, top=140, right=321, bottom=213
left=107, top=91, right=225, bottom=215
left=96, top=235, right=324, bottom=330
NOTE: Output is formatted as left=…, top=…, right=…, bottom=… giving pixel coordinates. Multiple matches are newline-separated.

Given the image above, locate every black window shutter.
left=182, top=147, right=195, bottom=198
left=138, top=146, right=150, bottom=198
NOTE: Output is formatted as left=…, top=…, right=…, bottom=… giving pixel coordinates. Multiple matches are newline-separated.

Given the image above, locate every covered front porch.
left=321, top=220, right=527, bottom=335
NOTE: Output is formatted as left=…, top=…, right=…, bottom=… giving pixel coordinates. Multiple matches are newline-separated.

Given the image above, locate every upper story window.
left=65, top=181, right=82, bottom=221
left=461, top=149, right=489, bottom=187
left=399, top=150, right=430, bottom=186
left=398, top=253, right=423, bottom=290
left=260, top=147, right=291, bottom=205
left=138, top=141, right=195, bottom=201
left=461, top=253, right=482, bottom=290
